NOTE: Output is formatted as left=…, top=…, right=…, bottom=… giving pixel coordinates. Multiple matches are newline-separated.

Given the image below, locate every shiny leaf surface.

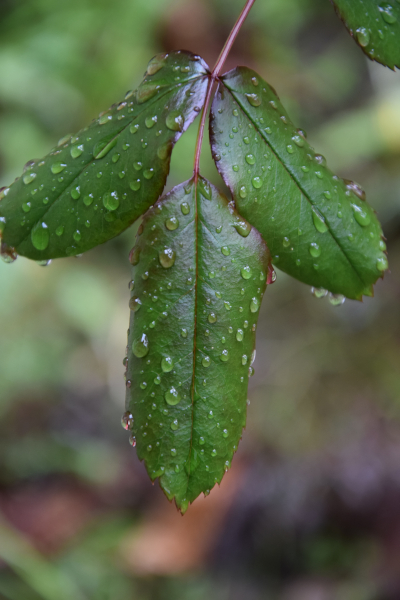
left=123, top=177, right=271, bottom=512
left=210, top=67, right=388, bottom=300
left=330, top=0, right=400, bottom=69
left=0, top=51, right=209, bottom=260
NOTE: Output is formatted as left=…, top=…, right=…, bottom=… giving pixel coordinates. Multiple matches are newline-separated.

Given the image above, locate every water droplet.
left=165, top=387, right=181, bottom=405
left=241, top=265, right=252, bottom=280
left=147, top=54, right=165, bottom=75
left=327, top=293, right=345, bottom=306
left=379, top=3, right=397, bottom=24
left=129, top=296, right=142, bottom=312
left=132, top=333, right=149, bottom=357
left=71, top=186, right=81, bottom=200
left=129, top=435, right=136, bottom=447
left=245, top=154, right=256, bottom=165
left=379, top=240, right=387, bottom=252
left=239, top=186, right=247, bottom=199
left=159, top=247, right=176, bottom=268
left=282, top=236, right=290, bottom=248
left=161, top=356, right=174, bottom=372
left=352, top=204, right=370, bottom=227
left=51, top=163, right=67, bottom=174
left=315, top=154, right=326, bottom=166
left=343, top=179, right=366, bottom=201
left=286, top=145, right=294, bottom=154
left=22, top=202, right=31, bottom=213
left=312, top=207, right=328, bottom=233
left=144, top=169, right=154, bottom=180
left=181, top=202, right=190, bottom=215
left=356, top=27, right=370, bottom=47
left=31, top=222, right=49, bottom=250
left=103, top=191, right=119, bottom=211
left=292, top=134, right=305, bottom=147
left=232, top=165, right=239, bottom=172
left=145, top=115, right=158, bottom=129
left=83, top=194, right=94, bottom=206
left=56, top=226, right=64, bottom=236
left=165, top=216, right=179, bottom=230
left=248, top=366, right=254, bottom=377
left=243, top=136, right=250, bottom=144
left=309, top=242, right=321, bottom=258
left=130, top=179, right=141, bottom=191
left=171, top=419, right=179, bottom=431
left=224, top=301, right=232, bottom=311
left=252, top=176, right=263, bottom=189
left=311, top=287, right=328, bottom=298
left=245, top=93, right=261, bottom=107
left=202, top=356, right=211, bottom=368
left=166, top=110, right=184, bottom=132
left=130, top=123, right=140, bottom=134
left=181, top=328, right=188, bottom=338
left=71, top=144, right=84, bottom=159
left=376, top=256, right=389, bottom=272
left=23, top=172, right=37, bottom=185
left=234, top=220, right=251, bottom=237
left=208, top=312, right=217, bottom=324
left=236, top=329, right=244, bottom=341
left=250, top=297, right=259, bottom=313
left=221, top=246, right=230, bottom=256
left=73, top=230, right=81, bottom=242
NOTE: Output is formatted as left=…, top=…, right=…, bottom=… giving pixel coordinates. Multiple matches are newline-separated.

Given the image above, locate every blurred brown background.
left=0, top=0, right=399, bottom=598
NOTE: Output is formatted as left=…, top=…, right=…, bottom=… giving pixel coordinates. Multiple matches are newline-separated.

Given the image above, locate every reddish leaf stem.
left=193, top=0, right=256, bottom=180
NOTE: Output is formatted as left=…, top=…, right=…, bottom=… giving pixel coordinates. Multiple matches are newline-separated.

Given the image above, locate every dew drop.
left=220, top=349, right=229, bottom=362
left=309, top=242, right=321, bottom=258
left=129, top=296, right=142, bottom=312
left=165, top=387, right=181, bottom=405
left=245, top=154, right=256, bottom=165
left=83, top=194, right=94, bottom=206
left=56, top=225, right=64, bottom=236
left=208, top=312, right=217, bottom=324
left=221, top=246, right=230, bottom=256
left=202, top=356, right=211, bottom=368
left=171, top=419, right=179, bottom=431
left=161, top=357, right=174, bottom=372
left=130, top=123, right=140, bottom=134
left=379, top=3, right=397, bottom=24
left=245, top=93, right=261, bottom=107
left=239, top=186, right=247, bottom=199
left=71, top=144, right=84, bottom=159
left=103, top=191, right=119, bottom=211
left=23, top=172, right=37, bottom=185
left=132, top=333, right=149, bottom=358
left=356, top=27, right=370, bottom=47
left=130, top=180, right=141, bottom=191
left=328, top=293, right=346, bottom=306
left=51, top=163, right=67, bottom=175
left=292, top=134, right=305, bottom=147
left=224, top=301, right=232, bottom=311
left=315, top=154, right=326, bottom=166
left=234, top=221, right=251, bottom=237
left=282, top=236, right=290, bottom=248
left=165, top=216, right=179, bottom=230
left=181, top=328, right=188, bottom=338
left=145, top=115, right=158, bottom=129
left=376, top=256, right=389, bottom=272
left=250, top=297, right=259, bottom=313
left=181, top=202, right=190, bottom=215
left=31, top=222, right=49, bottom=250
left=252, top=176, right=263, bottom=189
left=241, top=265, right=252, bottom=279
left=71, top=186, right=81, bottom=200
left=166, top=110, right=184, bottom=132
left=159, top=247, right=176, bottom=268
left=312, top=207, right=328, bottom=233
left=236, top=329, right=244, bottom=341
left=311, top=287, right=328, bottom=298
left=352, top=204, right=370, bottom=227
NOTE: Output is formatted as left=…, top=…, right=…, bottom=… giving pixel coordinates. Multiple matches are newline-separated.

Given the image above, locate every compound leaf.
left=0, top=51, right=209, bottom=261
left=123, top=176, right=272, bottom=512
left=330, top=0, right=400, bottom=69
left=210, top=67, right=388, bottom=301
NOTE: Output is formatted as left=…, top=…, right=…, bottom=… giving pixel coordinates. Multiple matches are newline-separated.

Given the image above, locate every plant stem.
left=193, top=0, right=256, bottom=179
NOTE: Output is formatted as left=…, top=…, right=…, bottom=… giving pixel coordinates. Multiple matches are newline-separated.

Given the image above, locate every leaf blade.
left=0, top=51, right=209, bottom=260
left=210, top=67, right=388, bottom=300
left=330, top=0, right=400, bottom=69
left=124, top=177, right=271, bottom=512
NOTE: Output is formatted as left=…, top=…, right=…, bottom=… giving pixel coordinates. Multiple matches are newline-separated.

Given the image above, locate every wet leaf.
left=123, top=177, right=271, bottom=512
left=0, top=51, right=209, bottom=260
left=210, top=67, right=388, bottom=300
left=330, top=0, right=400, bottom=69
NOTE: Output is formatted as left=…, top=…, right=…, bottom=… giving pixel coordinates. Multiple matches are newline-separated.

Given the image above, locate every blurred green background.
left=0, top=0, right=399, bottom=598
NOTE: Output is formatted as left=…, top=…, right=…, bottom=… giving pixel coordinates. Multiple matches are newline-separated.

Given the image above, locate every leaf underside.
left=210, top=67, right=388, bottom=300
left=124, top=177, right=271, bottom=513
left=330, top=0, right=400, bottom=69
left=0, top=51, right=209, bottom=260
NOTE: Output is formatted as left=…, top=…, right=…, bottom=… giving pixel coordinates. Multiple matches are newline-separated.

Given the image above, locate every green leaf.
left=330, top=0, right=400, bottom=69
left=0, top=51, right=209, bottom=261
left=123, top=176, right=271, bottom=513
left=210, top=67, right=388, bottom=301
